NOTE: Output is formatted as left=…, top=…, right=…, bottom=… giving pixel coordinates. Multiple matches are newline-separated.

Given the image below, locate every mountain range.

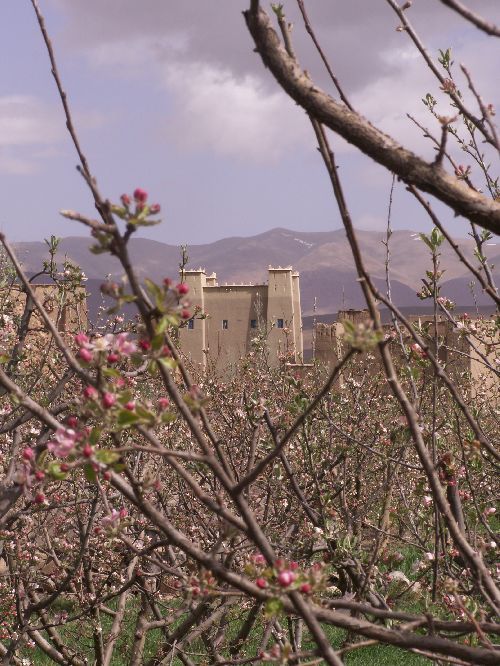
left=13, top=227, right=499, bottom=316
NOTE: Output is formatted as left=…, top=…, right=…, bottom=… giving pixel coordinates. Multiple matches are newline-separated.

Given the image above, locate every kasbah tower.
left=178, top=266, right=303, bottom=374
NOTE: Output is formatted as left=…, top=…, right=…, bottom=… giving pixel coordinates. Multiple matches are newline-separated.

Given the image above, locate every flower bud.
left=133, top=188, right=148, bottom=203
left=120, top=193, right=131, bottom=206
left=83, top=386, right=98, bottom=400
left=78, top=347, right=93, bottom=363
left=74, top=332, right=89, bottom=346
left=176, top=282, right=189, bottom=295
left=34, top=492, right=45, bottom=505
left=83, top=444, right=93, bottom=458
left=102, top=393, right=116, bottom=409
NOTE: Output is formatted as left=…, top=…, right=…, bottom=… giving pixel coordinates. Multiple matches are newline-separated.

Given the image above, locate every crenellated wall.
left=178, top=267, right=303, bottom=373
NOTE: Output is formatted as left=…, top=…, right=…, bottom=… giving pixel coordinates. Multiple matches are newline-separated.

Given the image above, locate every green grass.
left=18, top=592, right=433, bottom=665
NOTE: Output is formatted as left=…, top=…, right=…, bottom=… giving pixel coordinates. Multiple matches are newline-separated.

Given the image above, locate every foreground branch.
left=243, top=5, right=500, bottom=234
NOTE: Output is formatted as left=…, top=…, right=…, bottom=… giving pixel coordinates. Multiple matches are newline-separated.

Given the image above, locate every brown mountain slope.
left=13, top=227, right=498, bottom=315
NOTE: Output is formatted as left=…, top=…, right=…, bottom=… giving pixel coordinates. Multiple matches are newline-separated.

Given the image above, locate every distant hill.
left=14, top=227, right=499, bottom=316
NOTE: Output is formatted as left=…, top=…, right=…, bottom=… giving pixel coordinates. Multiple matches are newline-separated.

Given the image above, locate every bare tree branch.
left=243, top=5, right=500, bottom=234
left=438, top=0, right=500, bottom=37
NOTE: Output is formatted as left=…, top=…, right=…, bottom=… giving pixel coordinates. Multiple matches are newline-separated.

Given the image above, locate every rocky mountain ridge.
left=13, top=227, right=499, bottom=315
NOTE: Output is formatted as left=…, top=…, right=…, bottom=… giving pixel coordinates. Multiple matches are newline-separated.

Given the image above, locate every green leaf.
left=89, top=428, right=101, bottom=446
left=47, top=461, right=68, bottom=480
left=144, top=278, right=163, bottom=302
left=135, top=405, right=155, bottom=424
left=102, top=367, right=121, bottom=378
left=134, top=218, right=161, bottom=227
left=116, top=409, right=141, bottom=427
left=117, top=390, right=133, bottom=405
left=264, top=597, right=283, bottom=618
left=94, top=449, right=121, bottom=464
left=84, top=463, right=97, bottom=483
left=159, top=357, right=178, bottom=371
left=156, top=316, right=170, bottom=335
left=152, top=333, right=165, bottom=351
left=418, top=233, right=434, bottom=251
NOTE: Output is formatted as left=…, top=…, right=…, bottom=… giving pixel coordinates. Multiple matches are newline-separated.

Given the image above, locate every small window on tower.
left=222, top=319, right=229, bottom=330
left=188, top=319, right=194, bottom=330
left=250, top=319, right=257, bottom=329
left=277, top=318, right=284, bottom=329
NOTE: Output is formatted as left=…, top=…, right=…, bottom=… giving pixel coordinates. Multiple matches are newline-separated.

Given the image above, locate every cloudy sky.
left=1, top=0, right=498, bottom=245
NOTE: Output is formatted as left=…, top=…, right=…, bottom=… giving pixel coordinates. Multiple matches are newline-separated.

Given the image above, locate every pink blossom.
left=411, top=343, right=427, bottom=359
left=176, top=283, right=189, bottom=295
left=91, top=336, right=111, bottom=352
left=423, top=495, right=433, bottom=508
left=277, top=571, right=295, bottom=587
left=124, top=401, right=136, bottom=411
left=101, top=509, right=121, bottom=528
left=300, top=583, right=312, bottom=594
left=256, top=577, right=267, bottom=589
left=158, top=397, right=170, bottom=411
left=149, top=203, right=161, bottom=214
left=120, top=193, right=131, bottom=206
left=22, top=448, right=34, bottom=461
left=114, top=332, right=137, bottom=356
left=47, top=428, right=78, bottom=458
left=484, top=507, right=496, bottom=517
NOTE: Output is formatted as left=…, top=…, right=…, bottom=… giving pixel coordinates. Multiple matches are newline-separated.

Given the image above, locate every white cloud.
left=0, top=150, right=36, bottom=175
left=86, top=34, right=189, bottom=75
left=162, top=61, right=311, bottom=162
left=0, top=96, right=66, bottom=174
left=0, top=95, right=62, bottom=147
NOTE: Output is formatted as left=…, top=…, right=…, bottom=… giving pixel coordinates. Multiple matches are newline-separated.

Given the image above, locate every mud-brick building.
left=314, top=309, right=498, bottom=400
left=178, top=266, right=303, bottom=373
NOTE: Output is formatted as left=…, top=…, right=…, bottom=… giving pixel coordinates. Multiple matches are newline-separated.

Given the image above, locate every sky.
left=0, top=0, right=498, bottom=246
